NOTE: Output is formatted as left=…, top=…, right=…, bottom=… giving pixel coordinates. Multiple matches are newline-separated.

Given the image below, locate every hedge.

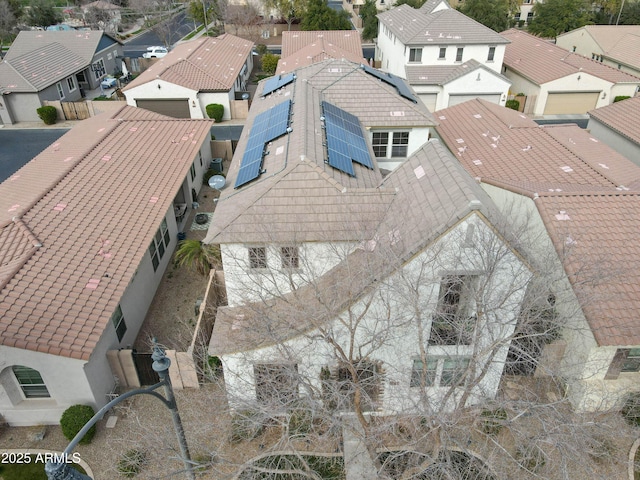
left=206, top=103, right=224, bottom=122
left=36, top=106, right=58, bottom=125
left=60, top=404, right=97, bottom=444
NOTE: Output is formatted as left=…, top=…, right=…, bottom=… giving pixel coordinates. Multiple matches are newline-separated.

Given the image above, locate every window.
left=56, top=82, right=64, bottom=99
left=12, top=366, right=50, bottom=398
left=438, top=47, right=447, bottom=59
left=92, top=59, right=106, bottom=79
left=487, top=46, right=496, bottom=62
left=190, top=163, right=196, bottom=182
left=249, top=247, right=267, bottom=269
left=429, top=275, right=478, bottom=345
left=526, top=11, right=533, bottom=22
left=280, top=246, right=299, bottom=269
left=372, top=132, right=389, bottom=157
left=456, top=47, right=464, bottom=62
left=111, top=305, right=127, bottom=342
left=66, top=76, right=76, bottom=92
left=409, top=48, right=422, bottom=63
left=622, top=349, right=640, bottom=372
left=334, top=360, right=382, bottom=411
left=149, top=218, right=170, bottom=271
left=254, top=364, right=299, bottom=406
left=198, top=151, right=203, bottom=166
left=391, top=132, right=409, bottom=157
left=410, top=357, right=469, bottom=388
left=77, top=71, right=86, bottom=84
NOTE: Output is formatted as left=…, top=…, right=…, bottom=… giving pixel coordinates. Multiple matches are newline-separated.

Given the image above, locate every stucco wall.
left=587, top=117, right=640, bottom=167
left=556, top=29, right=601, bottom=59
left=440, top=69, right=510, bottom=109
left=6, top=92, right=45, bottom=122
left=125, top=79, right=202, bottom=118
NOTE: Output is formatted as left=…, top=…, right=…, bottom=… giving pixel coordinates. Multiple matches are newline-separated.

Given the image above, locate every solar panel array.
left=235, top=99, right=292, bottom=188
left=322, top=101, right=373, bottom=177
left=261, top=73, right=295, bottom=97
left=361, top=64, right=418, bottom=103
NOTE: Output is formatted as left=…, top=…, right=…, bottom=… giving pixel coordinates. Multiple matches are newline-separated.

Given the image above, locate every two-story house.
left=204, top=59, right=532, bottom=415
left=0, top=107, right=213, bottom=426
left=376, top=0, right=511, bottom=111
left=435, top=98, right=640, bottom=412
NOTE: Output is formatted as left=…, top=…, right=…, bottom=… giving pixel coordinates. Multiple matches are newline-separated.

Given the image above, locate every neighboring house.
left=122, top=34, right=254, bottom=120
left=0, top=106, right=213, bottom=426
left=500, top=29, right=640, bottom=116
left=376, top=0, right=511, bottom=111
left=82, top=0, right=122, bottom=33
left=204, top=59, right=532, bottom=415
left=276, top=30, right=366, bottom=75
left=435, top=98, right=640, bottom=412
left=587, top=97, right=640, bottom=167
left=556, top=26, right=640, bottom=78
left=0, top=30, right=122, bottom=125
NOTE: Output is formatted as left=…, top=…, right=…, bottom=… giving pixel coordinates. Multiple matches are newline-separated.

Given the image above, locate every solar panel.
left=322, top=101, right=374, bottom=176
left=261, top=73, right=296, bottom=97
left=361, top=64, right=418, bottom=103
left=235, top=99, right=292, bottom=188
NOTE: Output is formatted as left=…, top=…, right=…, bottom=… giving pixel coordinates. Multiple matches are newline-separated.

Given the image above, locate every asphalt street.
left=123, top=11, right=199, bottom=58
left=0, top=129, right=69, bottom=182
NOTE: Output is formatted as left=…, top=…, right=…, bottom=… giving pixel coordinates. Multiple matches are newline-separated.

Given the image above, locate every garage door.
left=543, top=92, right=599, bottom=115
left=418, top=93, right=437, bottom=112
left=135, top=99, right=190, bottom=118
left=448, top=94, right=501, bottom=107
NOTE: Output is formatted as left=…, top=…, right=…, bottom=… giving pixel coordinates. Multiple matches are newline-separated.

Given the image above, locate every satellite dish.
left=208, top=175, right=226, bottom=190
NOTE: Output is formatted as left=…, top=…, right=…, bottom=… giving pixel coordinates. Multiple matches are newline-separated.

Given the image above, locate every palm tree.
left=174, top=239, right=221, bottom=276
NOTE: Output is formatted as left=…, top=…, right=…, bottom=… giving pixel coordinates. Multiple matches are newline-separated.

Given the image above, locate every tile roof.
left=0, top=106, right=213, bottom=360
left=501, top=29, right=640, bottom=85
left=436, top=99, right=640, bottom=346
left=378, top=5, right=509, bottom=46
left=405, top=58, right=510, bottom=85
left=204, top=59, right=437, bottom=245
left=210, top=140, right=499, bottom=355
left=0, top=30, right=111, bottom=93
left=561, top=25, right=640, bottom=59
left=588, top=96, right=640, bottom=146
left=123, top=34, right=253, bottom=93
left=277, top=31, right=366, bottom=75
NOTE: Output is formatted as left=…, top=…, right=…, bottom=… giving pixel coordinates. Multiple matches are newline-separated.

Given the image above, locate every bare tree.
left=0, top=0, right=16, bottom=59
left=84, top=5, right=114, bottom=31
left=223, top=1, right=262, bottom=40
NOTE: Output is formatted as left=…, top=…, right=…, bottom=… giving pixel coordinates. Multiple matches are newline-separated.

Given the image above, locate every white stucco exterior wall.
left=587, top=117, right=640, bottom=168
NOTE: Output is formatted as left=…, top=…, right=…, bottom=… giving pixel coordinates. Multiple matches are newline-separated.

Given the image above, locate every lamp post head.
left=151, top=339, right=171, bottom=374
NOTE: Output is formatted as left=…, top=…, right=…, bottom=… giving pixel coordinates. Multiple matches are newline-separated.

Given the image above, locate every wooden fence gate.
left=61, top=101, right=91, bottom=120
left=132, top=352, right=160, bottom=386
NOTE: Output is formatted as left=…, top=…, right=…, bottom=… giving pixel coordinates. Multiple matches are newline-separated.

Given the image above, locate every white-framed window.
left=56, top=82, right=64, bottom=99
left=456, top=47, right=464, bottom=62
left=248, top=246, right=267, bottom=269
left=372, top=132, right=389, bottom=157
left=391, top=132, right=409, bottom=157
left=12, top=365, right=50, bottom=398
left=66, top=76, right=76, bottom=92
left=429, top=274, right=479, bottom=345
left=149, top=218, right=170, bottom=271
left=526, top=11, right=533, bottom=22
left=409, top=48, right=422, bottom=63
left=487, top=46, right=496, bottom=62
left=410, top=357, right=470, bottom=388
left=280, top=246, right=299, bottom=269
left=92, top=58, right=106, bottom=79
left=111, top=304, right=127, bottom=342
left=190, top=163, right=196, bottom=182
left=371, top=131, right=410, bottom=158
left=621, top=349, right=640, bottom=372
left=438, top=47, right=447, bottom=59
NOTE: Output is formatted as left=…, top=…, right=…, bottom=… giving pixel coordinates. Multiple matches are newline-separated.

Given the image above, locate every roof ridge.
left=0, top=218, right=41, bottom=293
left=3, top=60, right=36, bottom=90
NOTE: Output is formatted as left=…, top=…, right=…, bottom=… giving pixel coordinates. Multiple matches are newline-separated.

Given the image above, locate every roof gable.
left=588, top=96, right=640, bottom=146
left=0, top=107, right=213, bottom=360
left=406, top=58, right=511, bottom=86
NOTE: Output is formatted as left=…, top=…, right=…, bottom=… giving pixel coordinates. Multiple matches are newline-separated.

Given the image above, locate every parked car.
left=143, top=46, right=168, bottom=59
left=101, top=76, right=117, bottom=89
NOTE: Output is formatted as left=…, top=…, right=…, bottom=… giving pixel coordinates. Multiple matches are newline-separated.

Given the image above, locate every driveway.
left=0, top=129, right=69, bottom=183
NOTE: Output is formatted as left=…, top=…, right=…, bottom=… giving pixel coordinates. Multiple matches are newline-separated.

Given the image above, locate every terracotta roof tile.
left=436, top=99, right=640, bottom=346
left=0, top=106, right=213, bottom=360
left=406, top=59, right=510, bottom=86
left=501, top=29, right=640, bottom=84
left=123, top=34, right=253, bottom=92
left=588, top=96, right=640, bottom=147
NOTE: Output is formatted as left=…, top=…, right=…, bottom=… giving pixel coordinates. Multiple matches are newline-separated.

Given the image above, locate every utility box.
left=210, top=158, right=223, bottom=173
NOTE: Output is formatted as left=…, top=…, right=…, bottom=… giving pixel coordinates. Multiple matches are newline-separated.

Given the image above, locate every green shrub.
left=480, top=407, right=507, bottom=435
left=261, top=53, right=280, bottom=75
left=505, top=99, right=520, bottom=111
left=614, top=95, right=631, bottom=103
left=230, top=409, right=264, bottom=443
left=255, top=43, right=268, bottom=55
left=205, top=103, right=224, bottom=122
left=117, top=449, right=147, bottom=477
left=36, top=106, right=58, bottom=125
left=60, top=404, right=97, bottom=444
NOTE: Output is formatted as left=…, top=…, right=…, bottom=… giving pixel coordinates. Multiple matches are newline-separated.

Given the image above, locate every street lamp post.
left=45, top=340, right=195, bottom=480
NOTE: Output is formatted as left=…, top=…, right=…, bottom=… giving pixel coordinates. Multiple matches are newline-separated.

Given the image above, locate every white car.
left=143, top=46, right=168, bottom=59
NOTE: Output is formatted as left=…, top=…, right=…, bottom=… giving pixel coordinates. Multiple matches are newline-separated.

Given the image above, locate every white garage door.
left=448, top=94, right=501, bottom=107
left=543, top=92, right=599, bottom=115
left=418, top=93, right=437, bottom=112
left=135, top=99, right=191, bottom=118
